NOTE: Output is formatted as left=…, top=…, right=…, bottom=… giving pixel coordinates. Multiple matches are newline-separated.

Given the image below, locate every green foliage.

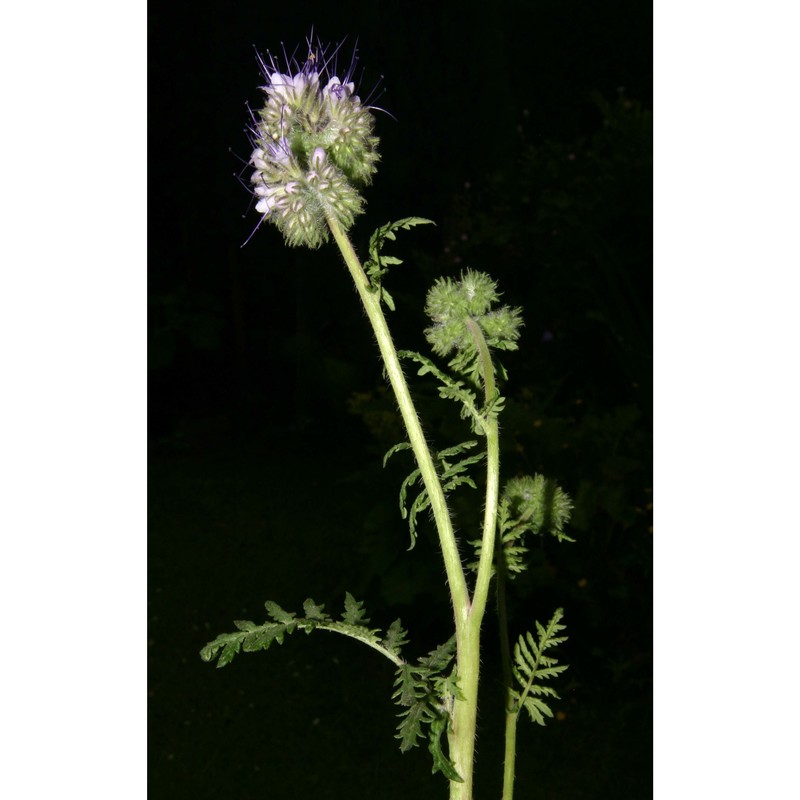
left=384, top=438, right=484, bottom=549
left=343, top=593, right=370, bottom=626
left=470, top=473, right=574, bottom=575
left=200, top=593, right=407, bottom=669
left=392, top=637, right=463, bottom=783
left=511, top=609, right=569, bottom=725
left=437, top=441, right=485, bottom=494
left=202, top=593, right=463, bottom=782
left=398, top=350, right=485, bottom=432
left=364, top=217, right=434, bottom=310
left=202, top=594, right=464, bottom=784
left=384, top=618, right=410, bottom=657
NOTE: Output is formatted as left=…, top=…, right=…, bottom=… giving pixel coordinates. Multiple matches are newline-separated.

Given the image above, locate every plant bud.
left=424, top=270, right=523, bottom=363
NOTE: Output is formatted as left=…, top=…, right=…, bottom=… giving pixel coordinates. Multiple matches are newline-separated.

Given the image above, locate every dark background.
left=149, top=1, right=652, bottom=797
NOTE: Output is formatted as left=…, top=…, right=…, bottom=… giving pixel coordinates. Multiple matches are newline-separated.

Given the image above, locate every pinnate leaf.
left=393, top=664, right=419, bottom=707
left=396, top=700, right=431, bottom=752
left=521, top=696, right=555, bottom=726
left=511, top=609, right=568, bottom=726
left=428, top=713, right=463, bottom=782
left=202, top=594, right=403, bottom=669
left=384, top=619, right=409, bottom=657
left=343, top=592, right=370, bottom=626
left=265, top=601, right=296, bottom=624
left=302, top=598, right=330, bottom=621
left=364, top=217, right=434, bottom=309
left=419, top=637, right=456, bottom=672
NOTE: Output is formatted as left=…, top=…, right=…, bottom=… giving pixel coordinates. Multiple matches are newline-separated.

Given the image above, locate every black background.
left=149, top=1, right=652, bottom=797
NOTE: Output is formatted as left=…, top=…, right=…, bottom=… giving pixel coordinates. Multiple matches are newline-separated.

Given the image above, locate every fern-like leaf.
left=265, top=601, right=296, bottom=624
left=364, top=217, right=434, bottom=310
left=201, top=594, right=404, bottom=669
left=387, top=437, right=484, bottom=549
left=397, top=466, right=422, bottom=515
left=520, top=696, right=556, bottom=726
left=343, top=592, right=370, bottom=625
left=438, top=440, right=484, bottom=494
left=398, top=350, right=483, bottom=431
left=407, top=490, right=432, bottom=547
left=391, top=637, right=461, bottom=782
left=396, top=700, right=433, bottom=751
left=383, top=441, right=412, bottom=467
left=200, top=620, right=294, bottom=668
left=393, top=664, right=420, bottom=707
left=428, top=713, right=463, bottom=782
left=383, top=619, right=409, bottom=657
left=302, top=599, right=330, bottom=621
left=511, top=609, right=569, bottom=726
left=418, top=637, right=457, bottom=672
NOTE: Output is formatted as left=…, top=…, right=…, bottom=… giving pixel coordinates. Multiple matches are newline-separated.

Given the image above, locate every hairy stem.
left=501, top=709, right=519, bottom=800
left=326, top=217, right=515, bottom=800
left=325, top=214, right=470, bottom=621
left=443, top=413, right=500, bottom=799
left=497, top=553, right=518, bottom=800
left=448, top=315, right=504, bottom=798
left=448, top=621, right=479, bottom=799
left=465, top=315, right=500, bottom=623
left=307, top=622, right=406, bottom=667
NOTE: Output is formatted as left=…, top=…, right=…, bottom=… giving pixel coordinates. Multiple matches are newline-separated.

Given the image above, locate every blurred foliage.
left=435, top=90, right=652, bottom=407
left=149, top=284, right=226, bottom=370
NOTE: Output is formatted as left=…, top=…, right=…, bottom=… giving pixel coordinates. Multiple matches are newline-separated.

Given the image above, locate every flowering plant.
left=202, top=33, right=574, bottom=800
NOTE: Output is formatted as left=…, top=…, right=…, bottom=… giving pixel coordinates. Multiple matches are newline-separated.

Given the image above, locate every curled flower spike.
left=246, top=33, right=382, bottom=248
left=502, top=475, right=574, bottom=543
left=424, top=270, right=524, bottom=384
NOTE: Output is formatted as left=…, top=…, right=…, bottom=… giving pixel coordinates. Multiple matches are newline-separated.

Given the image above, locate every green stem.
left=308, top=622, right=405, bottom=667
left=448, top=620, right=479, bottom=799
left=446, top=415, right=500, bottom=797
left=497, top=550, right=518, bottom=800
left=326, top=217, right=507, bottom=800
left=497, top=556, right=514, bottom=700
left=501, top=709, right=519, bottom=800
left=465, top=315, right=500, bottom=624
left=448, top=316, right=504, bottom=798
left=325, top=214, right=470, bottom=621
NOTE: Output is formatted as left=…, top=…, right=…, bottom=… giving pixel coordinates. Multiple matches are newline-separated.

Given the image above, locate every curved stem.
left=470, top=419, right=500, bottom=622
left=465, top=316, right=500, bottom=624
left=309, top=622, right=405, bottom=667
left=449, top=316, right=503, bottom=797
left=324, top=213, right=470, bottom=622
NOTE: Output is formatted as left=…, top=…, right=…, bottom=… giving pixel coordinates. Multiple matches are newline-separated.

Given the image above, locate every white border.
left=1, top=4, right=146, bottom=795
left=655, top=2, right=799, bottom=796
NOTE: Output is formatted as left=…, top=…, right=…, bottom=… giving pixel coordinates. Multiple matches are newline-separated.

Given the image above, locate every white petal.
left=310, top=147, right=327, bottom=169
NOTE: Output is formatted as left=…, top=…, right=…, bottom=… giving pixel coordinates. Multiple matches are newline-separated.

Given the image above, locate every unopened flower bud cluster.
left=424, top=270, right=524, bottom=366
left=249, top=44, right=380, bottom=248
left=502, top=475, right=574, bottom=543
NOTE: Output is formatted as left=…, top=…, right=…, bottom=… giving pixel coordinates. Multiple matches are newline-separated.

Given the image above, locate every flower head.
left=424, top=270, right=523, bottom=359
left=246, top=33, right=381, bottom=248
